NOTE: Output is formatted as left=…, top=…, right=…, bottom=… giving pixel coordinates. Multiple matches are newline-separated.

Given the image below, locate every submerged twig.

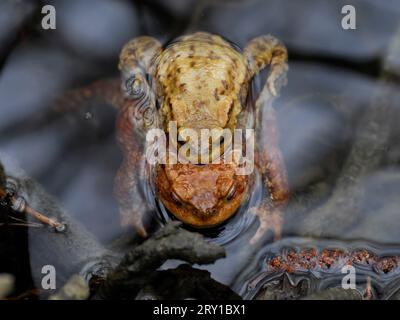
left=0, top=184, right=66, bottom=231
left=295, top=26, right=400, bottom=237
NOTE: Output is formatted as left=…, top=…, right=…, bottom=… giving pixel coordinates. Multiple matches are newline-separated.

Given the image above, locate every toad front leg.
left=244, top=35, right=289, bottom=243
left=115, top=36, right=162, bottom=237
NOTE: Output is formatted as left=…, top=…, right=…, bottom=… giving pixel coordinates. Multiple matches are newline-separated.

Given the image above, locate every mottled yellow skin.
left=155, top=33, right=248, bottom=134
left=50, top=32, right=289, bottom=239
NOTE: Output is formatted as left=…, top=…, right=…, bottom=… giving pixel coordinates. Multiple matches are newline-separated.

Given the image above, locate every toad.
left=6, top=32, right=290, bottom=242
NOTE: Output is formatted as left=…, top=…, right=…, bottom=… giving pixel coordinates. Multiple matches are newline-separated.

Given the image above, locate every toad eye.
left=225, top=185, right=236, bottom=201
left=125, top=76, right=144, bottom=98
left=171, top=191, right=183, bottom=206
